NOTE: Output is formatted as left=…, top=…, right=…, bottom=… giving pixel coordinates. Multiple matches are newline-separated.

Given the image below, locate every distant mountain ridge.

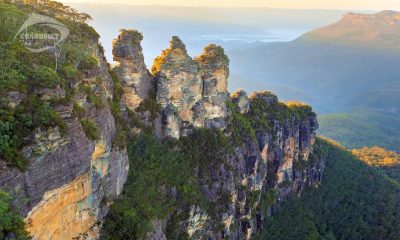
left=299, top=10, right=400, bottom=50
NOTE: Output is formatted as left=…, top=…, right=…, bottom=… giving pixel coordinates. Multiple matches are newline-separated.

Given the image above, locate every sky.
left=61, top=0, right=400, bottom=10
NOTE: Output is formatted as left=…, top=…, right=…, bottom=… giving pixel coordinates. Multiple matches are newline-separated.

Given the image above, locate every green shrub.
left=87, top=93, right=103, bottom=109
left=287, top=101, right=316, bottom=121
left=112, top=125, right=127, bottom=150
left=0, top=96, right=67, bottom=169
left=80, top=85, right=104, bottom=109
left=72, top=103, right=85, bottom=118
left=136, top=99, right=161, bottom=121
left=33, top=66, right=60, bottom=88
left=80, top=118, right=100, bottom=140
left=226, top=100, right=256, bottom=146
left=247, top=96, right=316, bottom=136
left=179, top=128, right=232, bottom=184
left=0, top=190, right=27, bottom=239
left=78, top=55, right=99, bottom=71
left=61, top=65, right=79, bottom=81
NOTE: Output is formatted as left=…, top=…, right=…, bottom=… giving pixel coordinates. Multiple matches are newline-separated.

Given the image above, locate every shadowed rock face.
left=152, top=37, right=229, bottom=138
left=205, top=92, right=319, bottom=240
left=113, top=29, right=152, bottom=111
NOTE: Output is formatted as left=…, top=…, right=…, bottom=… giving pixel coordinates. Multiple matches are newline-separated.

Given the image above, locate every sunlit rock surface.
left=152, top=37, right=229, bottom=138
left=113, top=29, right=152, bottom=111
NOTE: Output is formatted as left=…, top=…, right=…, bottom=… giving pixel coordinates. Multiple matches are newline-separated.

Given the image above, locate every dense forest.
left=256, top=138, right=400, bottom=240
left=318, top=108, right=400, bottom=152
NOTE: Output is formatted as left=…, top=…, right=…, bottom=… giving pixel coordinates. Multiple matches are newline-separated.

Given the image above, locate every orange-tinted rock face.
left=24, top=174, right=94, bottom=240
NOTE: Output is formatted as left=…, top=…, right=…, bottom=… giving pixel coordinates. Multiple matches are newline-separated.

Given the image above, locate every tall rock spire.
left=112, top=29, right=152, bottom=111
left=152, top=36, right=203, bottom=138
left=196, top=44, right=229, bottom=129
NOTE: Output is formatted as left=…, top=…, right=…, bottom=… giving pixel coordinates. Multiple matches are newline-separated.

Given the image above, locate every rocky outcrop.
left=113, top=29, right=152, bottom=111
left=232, top=90, right=250, bottom=114
left=152, top=36, right=204, bottom=138
left=152, top=37, right=229, bottom=138
left=196, top=44, right=229, bottom=129
left=0, top=41, right=129, bottom=239
left=181, top=92, right=320, bottom=240
left=110, top=34, right=321, bottom=240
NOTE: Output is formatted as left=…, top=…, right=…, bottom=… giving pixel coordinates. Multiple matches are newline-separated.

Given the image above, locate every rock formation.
left=196, top=44, right=229, bottom=129
left=152, top=37, right=229, bottom=138
left=135, top=35, right=320, bottom=239
left=232, top=90, right=250, bottom=114
left=113, top=29, right=152, bottom=111
left=181, top=91, right=320, bottom=239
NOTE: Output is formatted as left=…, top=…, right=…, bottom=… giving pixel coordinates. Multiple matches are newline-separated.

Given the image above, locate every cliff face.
left=113, top=31, right=321, bottom=240
left=180, top=92, right=320, bottom=240
left=0, top=40, right=129, bottom=239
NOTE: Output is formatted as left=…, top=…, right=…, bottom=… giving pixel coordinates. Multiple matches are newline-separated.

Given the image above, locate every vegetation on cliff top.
left=0, top=0, right=102, bottom=168
left=247, top=91, right=316, bottom=133
left=256, top=138, right=400, bottom=240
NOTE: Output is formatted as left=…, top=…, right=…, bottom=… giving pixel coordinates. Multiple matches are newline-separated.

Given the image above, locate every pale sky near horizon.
left=61, top=0, right=400, bottom=10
